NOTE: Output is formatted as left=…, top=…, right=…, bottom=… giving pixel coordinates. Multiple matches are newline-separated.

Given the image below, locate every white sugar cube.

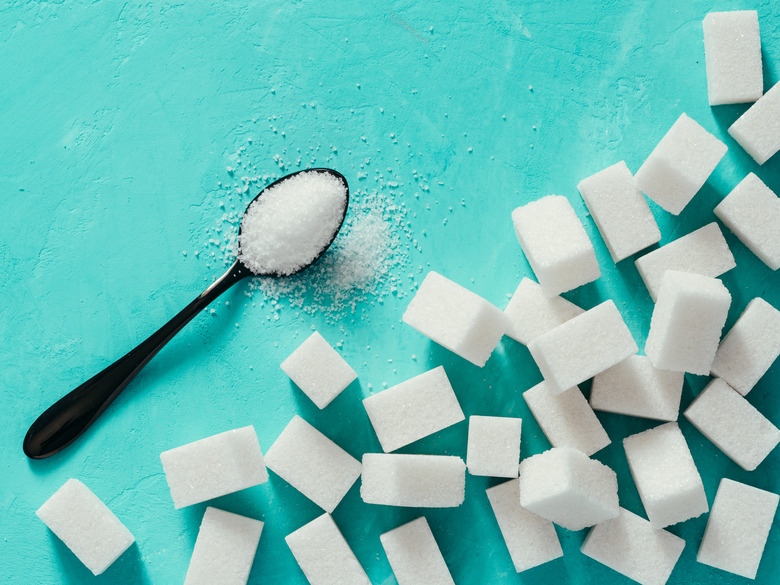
left=402, top=271, right=507, bottom=366
left=466, top=415, right=522, bottom=478
left=184, top=507, right=263, bottom=585
left=634, top=222, right=736, bottom=301
left=703, top=11, right=762, bottom=105
left=503, top=277, right=584, bottom=345
left=711, top=297, right=780, bottom=395
left=285, top=514, right=370, bottom=585
left=36, top=479, right=135, bottom=576
left=380, top=517, right=455, bottom=585
left=363, top=366, right=464, bottom=453
left=518, top=447, right=619, bottom=531
left=697, top=478, right=779, bottom=579
left=577, top=161, right=661, bottom=262
left=623, top=422, right=708, bottom=529
left=714, top=173, right=780, bottom=270
left=590, top=355, right=684, bottom=422
left=264, top=415, right=361, bottom=513
left=486, top=479, right=563, bottom=572
left=581, top=507, right=685, bottom=585
left=361, top=453, right=465, bottom=508
left=160, top=426, right=268, bottom=509
left=511, top=195, right=601, bottom=296
left=683, top=378, right=780, bottom=471
left=523, top=381, right=610, bottom=456
left=635, top=113, right=727, bottom=215
left=528, top=300, right=637, bottom=392
left=281, top=331, right=357, bottom=409
left=645, top=271, right=731, bottom=375
left=729, top=81, right=780, bottom=164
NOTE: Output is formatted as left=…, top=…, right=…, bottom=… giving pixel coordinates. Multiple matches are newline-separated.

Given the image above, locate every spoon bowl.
left=23, top=168, right=349, bottom=459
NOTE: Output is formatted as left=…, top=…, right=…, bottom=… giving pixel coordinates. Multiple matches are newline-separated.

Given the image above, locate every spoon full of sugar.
left=23, top=168, right=349, bottom=459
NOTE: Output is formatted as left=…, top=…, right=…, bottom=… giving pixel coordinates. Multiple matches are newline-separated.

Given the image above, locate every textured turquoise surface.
left=2, top=0, right=779, bottom=583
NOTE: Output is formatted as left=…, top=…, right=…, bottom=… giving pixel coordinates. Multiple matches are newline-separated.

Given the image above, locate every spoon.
left=23, top=168, right=349, bottom=459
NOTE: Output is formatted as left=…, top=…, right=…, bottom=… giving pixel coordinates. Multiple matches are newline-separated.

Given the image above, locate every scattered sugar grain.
left=486, top=479, right=562, bottom=572
left=581, top=507, right=685, bottom=585
left=697, top=478, right=779, bottom=579
left=285, top=514, right=370, bottom=585
left=36, top=479, right=135, bottom=576
left=184, top=507, right=263, bottom=585
left=160, top=426, right=268, bottom=509
left=380, top=517, right=454, bottom=585
left=683, top=378, right=780, bottom=470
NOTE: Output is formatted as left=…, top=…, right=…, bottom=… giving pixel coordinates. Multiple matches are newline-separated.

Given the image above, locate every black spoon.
left=23, top=168, right=349, bottom=459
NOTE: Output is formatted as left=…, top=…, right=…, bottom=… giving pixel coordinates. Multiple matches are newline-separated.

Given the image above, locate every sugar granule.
left=238, top=170, right=347, bottom=276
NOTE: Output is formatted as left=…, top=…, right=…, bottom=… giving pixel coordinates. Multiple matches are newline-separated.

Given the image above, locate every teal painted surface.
left=1, top=0, right=779, bottom=583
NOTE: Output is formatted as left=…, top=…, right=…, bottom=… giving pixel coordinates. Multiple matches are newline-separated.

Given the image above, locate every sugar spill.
left=237, top=170, right=347, bottom=276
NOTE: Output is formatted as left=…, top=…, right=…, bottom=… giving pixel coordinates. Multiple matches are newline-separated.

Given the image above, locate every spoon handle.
left=23, top=260, right=251, bottom=459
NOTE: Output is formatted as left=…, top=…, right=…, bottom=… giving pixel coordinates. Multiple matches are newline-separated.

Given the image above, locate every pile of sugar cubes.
left=35, top=9, right=780, bottom=585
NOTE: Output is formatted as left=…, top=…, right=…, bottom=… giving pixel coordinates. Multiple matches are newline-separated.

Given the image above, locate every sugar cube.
left=518, top=447, right=619, bottom=531
left=280, top=331, right=357, bottom=409
left=577, top=161, right=661, bottom=262
left=184, top=507, right=263, bottom=585
left=714, top=173, right=780, bottom=270
left=380, top=517, right=455, bottom=585
left=160, top=426, right=268, bottom=509
left=634, top=222, right=735, bottom=301
left=486, top=479, right=563, bottom=572
left=402, top=271, right=507, bottom=366
left=361, top=453, right=465, bottom=507
left=645, top=271, right=731, bottom=374
left=528, top=300, right=637, bottom=392
left=590, top=355, right=684, bottom=421
left=286, top=514, right=370, bottom=585
left=623, top=422, right=708, bottom=528
left=581, top=507, right=685, bottom=585
left=523, top=381, right=610, bottom=456
left=36, top=479, right=135, bottom=576
left=466, top=415, right=522, bottom=478
left=363, top=366, right=464, bottom=453
left=503, top=277, right=584, bottom=345
left=635, top=113, right=727, bottom=214
left=264, top=415, right=361, bottom=513
left=729, top=80, right=780, bottom=164
left=511, top=195, right=601, bottom=296
left=703, top=11, right=762, bottom=105
left=711, top=297, right=780, bottom=394
left=683, top=378, right=780, bottom=471
left=697, top=478, right=779, bottom=579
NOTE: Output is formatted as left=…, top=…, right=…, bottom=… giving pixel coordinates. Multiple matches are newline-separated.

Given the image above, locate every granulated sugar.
left=238, top=170, right=347, bottom=276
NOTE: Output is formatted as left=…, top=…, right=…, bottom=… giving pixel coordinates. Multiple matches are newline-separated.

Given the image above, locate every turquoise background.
left=1, top=0, right=779, bottom=583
